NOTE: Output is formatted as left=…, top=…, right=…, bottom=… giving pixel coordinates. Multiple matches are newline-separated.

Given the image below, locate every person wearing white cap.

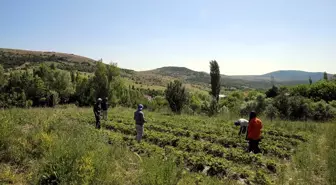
left=134, top=104, right=147, bottom=143
left=234, top=118, right=249, bottom=136
left=93, top=98, right=102, bottom=129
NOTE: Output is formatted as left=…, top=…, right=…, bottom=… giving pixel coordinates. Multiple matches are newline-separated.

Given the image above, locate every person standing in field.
left=234, top=118, right=249, bottom=135
left=247, top=111, right=263, bottom=154
left=102, top=97, right=109, bottom=120
left=93, top=98, right=102, bottom=129
left=134, top=104, right=146, bottom=143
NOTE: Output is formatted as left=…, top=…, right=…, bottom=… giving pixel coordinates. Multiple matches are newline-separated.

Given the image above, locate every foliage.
left=265, top=104, right=279, bottom=121
left=165, top=80, right=188, bottom=113
left=265, top=85, right=279, bottom=98
left=208, top=97, right=220, bottom=116
left=93, top=61, right=109, bottom=99
left=311, top=100, right=336, bottom=121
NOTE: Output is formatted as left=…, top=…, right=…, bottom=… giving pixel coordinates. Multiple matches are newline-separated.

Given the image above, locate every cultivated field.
left=1, top=107, right=335, bottom=185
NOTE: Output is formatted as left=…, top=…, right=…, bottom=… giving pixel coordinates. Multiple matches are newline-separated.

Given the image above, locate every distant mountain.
left=228, top=70, right=332, bottom=83
left=261, top=70, right=332, bottom=82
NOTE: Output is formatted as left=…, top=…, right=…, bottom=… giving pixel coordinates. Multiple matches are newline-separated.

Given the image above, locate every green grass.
left=0, top=107, right=335, bottom=185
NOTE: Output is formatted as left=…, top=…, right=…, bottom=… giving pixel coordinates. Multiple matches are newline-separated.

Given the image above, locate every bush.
left=264, top=104, right=279, bottom=121
left=311, top=100, right=336, bottom=121
left=273, top=93, right=290, bottom=119
left=287, top=96, right=312, bottom=121
left=240, top=101, right=257, bottom=117
left=255, top=94, right=266, bottom=114
left=26, top=100, right=33, bottom=108
left=165, top=80, right=188, bottom=114
left=208, top=98, right=220, bottom=116
left=329, top=100, right=336, bottom=108
left=265, top=85, right=279, bottom=98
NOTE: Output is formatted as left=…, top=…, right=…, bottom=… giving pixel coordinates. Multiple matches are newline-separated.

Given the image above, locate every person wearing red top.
left=247, top=111, right=263, bottom=154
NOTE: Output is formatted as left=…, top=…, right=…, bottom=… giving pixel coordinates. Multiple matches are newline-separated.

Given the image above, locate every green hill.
left=1, top=48, right=331, bottom=90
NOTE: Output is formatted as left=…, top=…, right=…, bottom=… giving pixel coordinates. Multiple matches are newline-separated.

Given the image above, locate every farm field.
left=1, top=107, right=335, bottom=185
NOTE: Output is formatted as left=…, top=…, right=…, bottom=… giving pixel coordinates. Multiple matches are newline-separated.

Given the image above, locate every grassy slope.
left=272, top=121, right=336, bottom=185
left=1, top=107, right=335, bottom=185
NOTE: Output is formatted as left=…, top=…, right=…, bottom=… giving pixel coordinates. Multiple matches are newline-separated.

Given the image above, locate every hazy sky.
left=1, top=0, right=335, bottom=75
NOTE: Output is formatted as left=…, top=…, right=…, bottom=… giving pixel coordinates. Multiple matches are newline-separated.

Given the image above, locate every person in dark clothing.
left=101, top=97, right=109, bottom=120
left=93, top=98, right=102, bottom=129
left=134, top=104, right=146, bottom=143
left=247, top=111, right=263, bottom=154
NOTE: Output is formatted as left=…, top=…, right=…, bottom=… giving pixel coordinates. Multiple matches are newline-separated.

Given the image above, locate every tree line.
left=1, top=59, right=336, bottom=122
left=0, top=62, right=164, bottom=109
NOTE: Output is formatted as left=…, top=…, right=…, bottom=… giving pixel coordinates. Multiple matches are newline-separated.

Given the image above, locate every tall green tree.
left=107, top=62, right=120, bottom=83
left=309, top=76, right=312, bottom=85
left=93, top=61, right=109, bottom=99
left=209, top=60, right=221, bottom=102
left=52, top=70, right=74, bottom=103
left=165, top=80, right=188, bottom=113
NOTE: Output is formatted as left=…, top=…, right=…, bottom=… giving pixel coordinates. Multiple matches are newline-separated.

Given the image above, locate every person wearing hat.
left=247, top=111, right=263, bottom=154
left=93, top=98, right=102, bottom=129
left=101, top=97, right=109, bottom=120
left=134, top=104, right=147, bottom=143
left=234, top=118, right=249, bottom=135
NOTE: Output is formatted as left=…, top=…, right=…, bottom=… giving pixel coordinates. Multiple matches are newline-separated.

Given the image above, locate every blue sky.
left=1, top=0, right=335, bottom=75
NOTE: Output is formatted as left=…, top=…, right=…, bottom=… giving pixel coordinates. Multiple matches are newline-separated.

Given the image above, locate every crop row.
left=118, top=117, right=303, bottom=149
left=103, top=122, right=281, bottom=168
left=104, top=130, right=264, bottom=182
left=143, top=117, right=306, bottom=141
left=104, top=129, right=279, bottom=185
left=106, top=121, right=295, bottom=159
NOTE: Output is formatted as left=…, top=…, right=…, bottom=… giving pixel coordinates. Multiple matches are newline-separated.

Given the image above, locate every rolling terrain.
left=0, top=48, right=332, bottom=90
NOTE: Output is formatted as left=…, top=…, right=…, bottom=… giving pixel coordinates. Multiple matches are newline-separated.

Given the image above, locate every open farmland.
left=2, top=107, right=334, bottom=185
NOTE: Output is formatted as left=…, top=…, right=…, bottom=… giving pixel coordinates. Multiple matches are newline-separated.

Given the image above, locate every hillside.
left=1, top=48, right=332, bottom=89
left=0, top=48, right=97, bottom=72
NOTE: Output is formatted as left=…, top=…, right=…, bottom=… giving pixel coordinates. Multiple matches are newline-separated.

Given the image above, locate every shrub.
left=287, top=96, right=312, bottom=121
left=165, top=80, right=188, bottom=114
left=265, top=85, right=279, bottom=98
left=329, top=100, right=336, bottom=108
left=311, top=100, right=336, bottom=121
left=208, top=97, right=220, bottom=116
left=26, top=100, right=33, bottom=108
left=265, top=104, right=279, bottom=121
left=240, top=101, right=257, bottom=117
left=273, top=93, right=290, bottom=119
left=255, top=94, right=266, bottom=114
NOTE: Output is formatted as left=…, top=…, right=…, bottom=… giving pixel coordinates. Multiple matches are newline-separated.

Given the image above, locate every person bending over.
left=234, top=118, right=249, bottom=135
